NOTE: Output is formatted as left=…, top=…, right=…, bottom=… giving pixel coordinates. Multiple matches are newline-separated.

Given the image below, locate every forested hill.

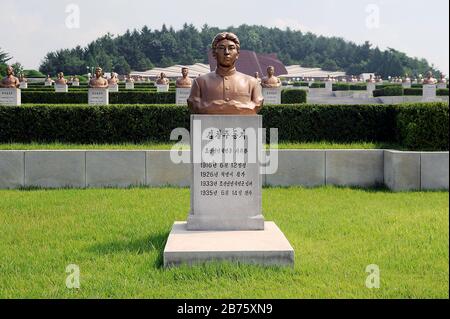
left=39, top=24, right=439, bottom=77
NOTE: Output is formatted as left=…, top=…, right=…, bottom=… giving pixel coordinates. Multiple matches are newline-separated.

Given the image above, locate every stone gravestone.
left=108, top=84, right=119, bottom=92
left=437, top=83, right=447, bottom=89
left=176, top=88, right=191, bottom=105
left=55, top=84, right=68, bottom=93
left=164, top=115, right=294, bottom=267
left=422, top=84, right=437, bottom=102
left=125, top=82, right=134, bottom=90
left=325, top=81, right=333, bottom=92
left=262, top=87, right=282, bottom=105
left=19, top=82, right=28, bottom=89
left=44, top=81, right=52, bottom=87
left=157, top=84, right=170, bottom=93
left=402, top=82, right=411, bottom=89
left=88, top=88, right=109, bottom=105
left=366, top=82, right=376, bottom=96
left=72, top=81, right=80, bottom=87
left=0, top=88, right=21, bottom=106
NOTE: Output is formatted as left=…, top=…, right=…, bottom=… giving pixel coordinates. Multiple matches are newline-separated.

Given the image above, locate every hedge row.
left=0, top=102, right=447, bottom=150
left=20, top=89, right=307, bottom=105
left=374, top=87, right=449, bottom=97
left=332, top=83, right=367, bottom=91
left=21, top=91, right=176, bottom=104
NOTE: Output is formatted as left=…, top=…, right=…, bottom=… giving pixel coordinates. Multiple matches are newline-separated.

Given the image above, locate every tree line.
left=13, top=24, right=444, bottom=77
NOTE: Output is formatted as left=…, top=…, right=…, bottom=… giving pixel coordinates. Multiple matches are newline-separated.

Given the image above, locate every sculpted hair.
left=212, top=32, right=241, bottom=52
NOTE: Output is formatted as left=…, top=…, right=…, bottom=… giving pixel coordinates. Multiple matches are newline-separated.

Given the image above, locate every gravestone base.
left=88, top=88, right=109, bottom=105
left=157, top=84, right=170, bottom=92
left=108, top=84, right=119, bottom=92
left=422, top=84, right=437, bottom=102
left=176, top=88, right=191, bottom=105
left=55, top=84, right=68, bottom=93
left=187, top=214, right=265, bottom=231
left=164, top=222, right=294, bottom=267
left=0, top=88, right=21, bottom=106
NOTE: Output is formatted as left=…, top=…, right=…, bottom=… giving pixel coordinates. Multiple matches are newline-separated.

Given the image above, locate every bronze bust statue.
left=108, top=72, right=119, bottom=85
left=188, top=32, right=263, bottom=115
left=423, top=71, right=437, bottom=85
left=89, top=67, right=109, bottom=88
left=0, top=66, right=20, bottom=88
left=55, top=72, right=68, bottom=85
left=261, top=66, right=282, bottom=88
left=366, top=74, right=376, bottom=83
left=176, top=67, right=192, bottom=88
left=156, top=73, right=170, bottom=85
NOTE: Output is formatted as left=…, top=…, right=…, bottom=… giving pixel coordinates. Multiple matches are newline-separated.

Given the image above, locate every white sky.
left=1, top=0, right=449, bottom=73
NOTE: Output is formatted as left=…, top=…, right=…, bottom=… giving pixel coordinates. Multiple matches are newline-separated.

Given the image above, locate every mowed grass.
left=0, top=187, right=448, bottom=299
left=0, top=141, right=401, bottom=150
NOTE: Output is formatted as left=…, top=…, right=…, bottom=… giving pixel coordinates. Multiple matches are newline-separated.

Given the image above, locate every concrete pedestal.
left=157, top=84, right=170, bottom=92
left=0, top=88, right=21, bottom=106
left=262, top=87, right=282, bottom=105
left=164, top=222, right=294, bottom=267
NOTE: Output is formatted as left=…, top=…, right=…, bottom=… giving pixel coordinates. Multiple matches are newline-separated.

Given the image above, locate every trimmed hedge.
left=332, top=83, right=367, bottom=91
left=21, top=91, right=176, bottom=104
left=20, top=89, right=306, bottom=105
left=396, top=103, right=449, bottom=151
left=0, top=102, right=447, bottom=150
left=373, top=87, right=449, bottom=97
left=280, top=89, right=307, bottom=104
left=309, top=82, right=326, bottom=88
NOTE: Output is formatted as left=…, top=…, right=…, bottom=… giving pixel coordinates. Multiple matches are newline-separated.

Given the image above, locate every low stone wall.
left=0, top=150, right=448, bottom=191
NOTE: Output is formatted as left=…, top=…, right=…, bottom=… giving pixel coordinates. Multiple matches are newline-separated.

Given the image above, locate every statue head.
left=426, top=71, right=433, bottom=78
left=181, top=67, right=189, bottom=77
left=212, top=32, right=240, bottom=68
left=58, top=72, right=64, bottom=79
left=160, top=72, right=166, bottom=79
left=267, top=66, right=275, bottom=77
left=6, top=65, right=14, bottom=76
left=95, top=67, right=103, bottom=78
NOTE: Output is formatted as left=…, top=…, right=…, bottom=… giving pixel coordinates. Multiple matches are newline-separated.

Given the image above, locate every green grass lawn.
left=0, top=187, right=448, bottom=299
left=0, top=141, right=401, bottom=150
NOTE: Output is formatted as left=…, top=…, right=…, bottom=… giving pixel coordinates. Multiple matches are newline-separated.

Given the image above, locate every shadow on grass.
left=88, top=231, right=170, bottom=268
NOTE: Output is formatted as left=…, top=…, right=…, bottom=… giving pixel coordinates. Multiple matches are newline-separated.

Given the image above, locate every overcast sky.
left=1, top=0, right=449, bottom=73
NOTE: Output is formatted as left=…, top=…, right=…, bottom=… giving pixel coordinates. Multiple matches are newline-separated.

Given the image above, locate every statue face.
left=267, top=67, right=275, bottom=77
left=6, top=66, right=13, bottom=76
left=95, top=69, right=102, bottom=78
left=214, top=39, right=239, bottom=68
left=182, top=68, right=189, bottom=77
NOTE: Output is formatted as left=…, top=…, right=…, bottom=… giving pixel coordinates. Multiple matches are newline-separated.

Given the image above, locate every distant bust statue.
left=55, top=72, right=67, bottom=85
left=403, top=74, right=411, bottom=83
left=108, top=72, right=119, bottom=85
left=126, top=74, right=134, bottom=83
left=19, top=74, right=27, bottom=83
left=176, top=67, right=192, bottom=88
left=89, top=67, right=109, bottom=88
left=438, top=74, right=447, bottom=84
left=156, top=73, right=170, bottom=85
left=254, top=72, right=262, bottom=84
left=0, top=65, right=20, bottom=88
left=45, top=74, right=53, bottom=83
left=366, top=75, right=376, bottom=83
left=73, top=76, right=79, bottom=83
left=423, top=71, right=437, bottom=85
left=188, top=32, right=263, bottom=115
left=261, top=66, right=281, bottom=88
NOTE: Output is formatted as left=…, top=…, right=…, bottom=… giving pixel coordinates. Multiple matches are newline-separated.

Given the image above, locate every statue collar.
left=215, top=67, right=237, bottom=77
